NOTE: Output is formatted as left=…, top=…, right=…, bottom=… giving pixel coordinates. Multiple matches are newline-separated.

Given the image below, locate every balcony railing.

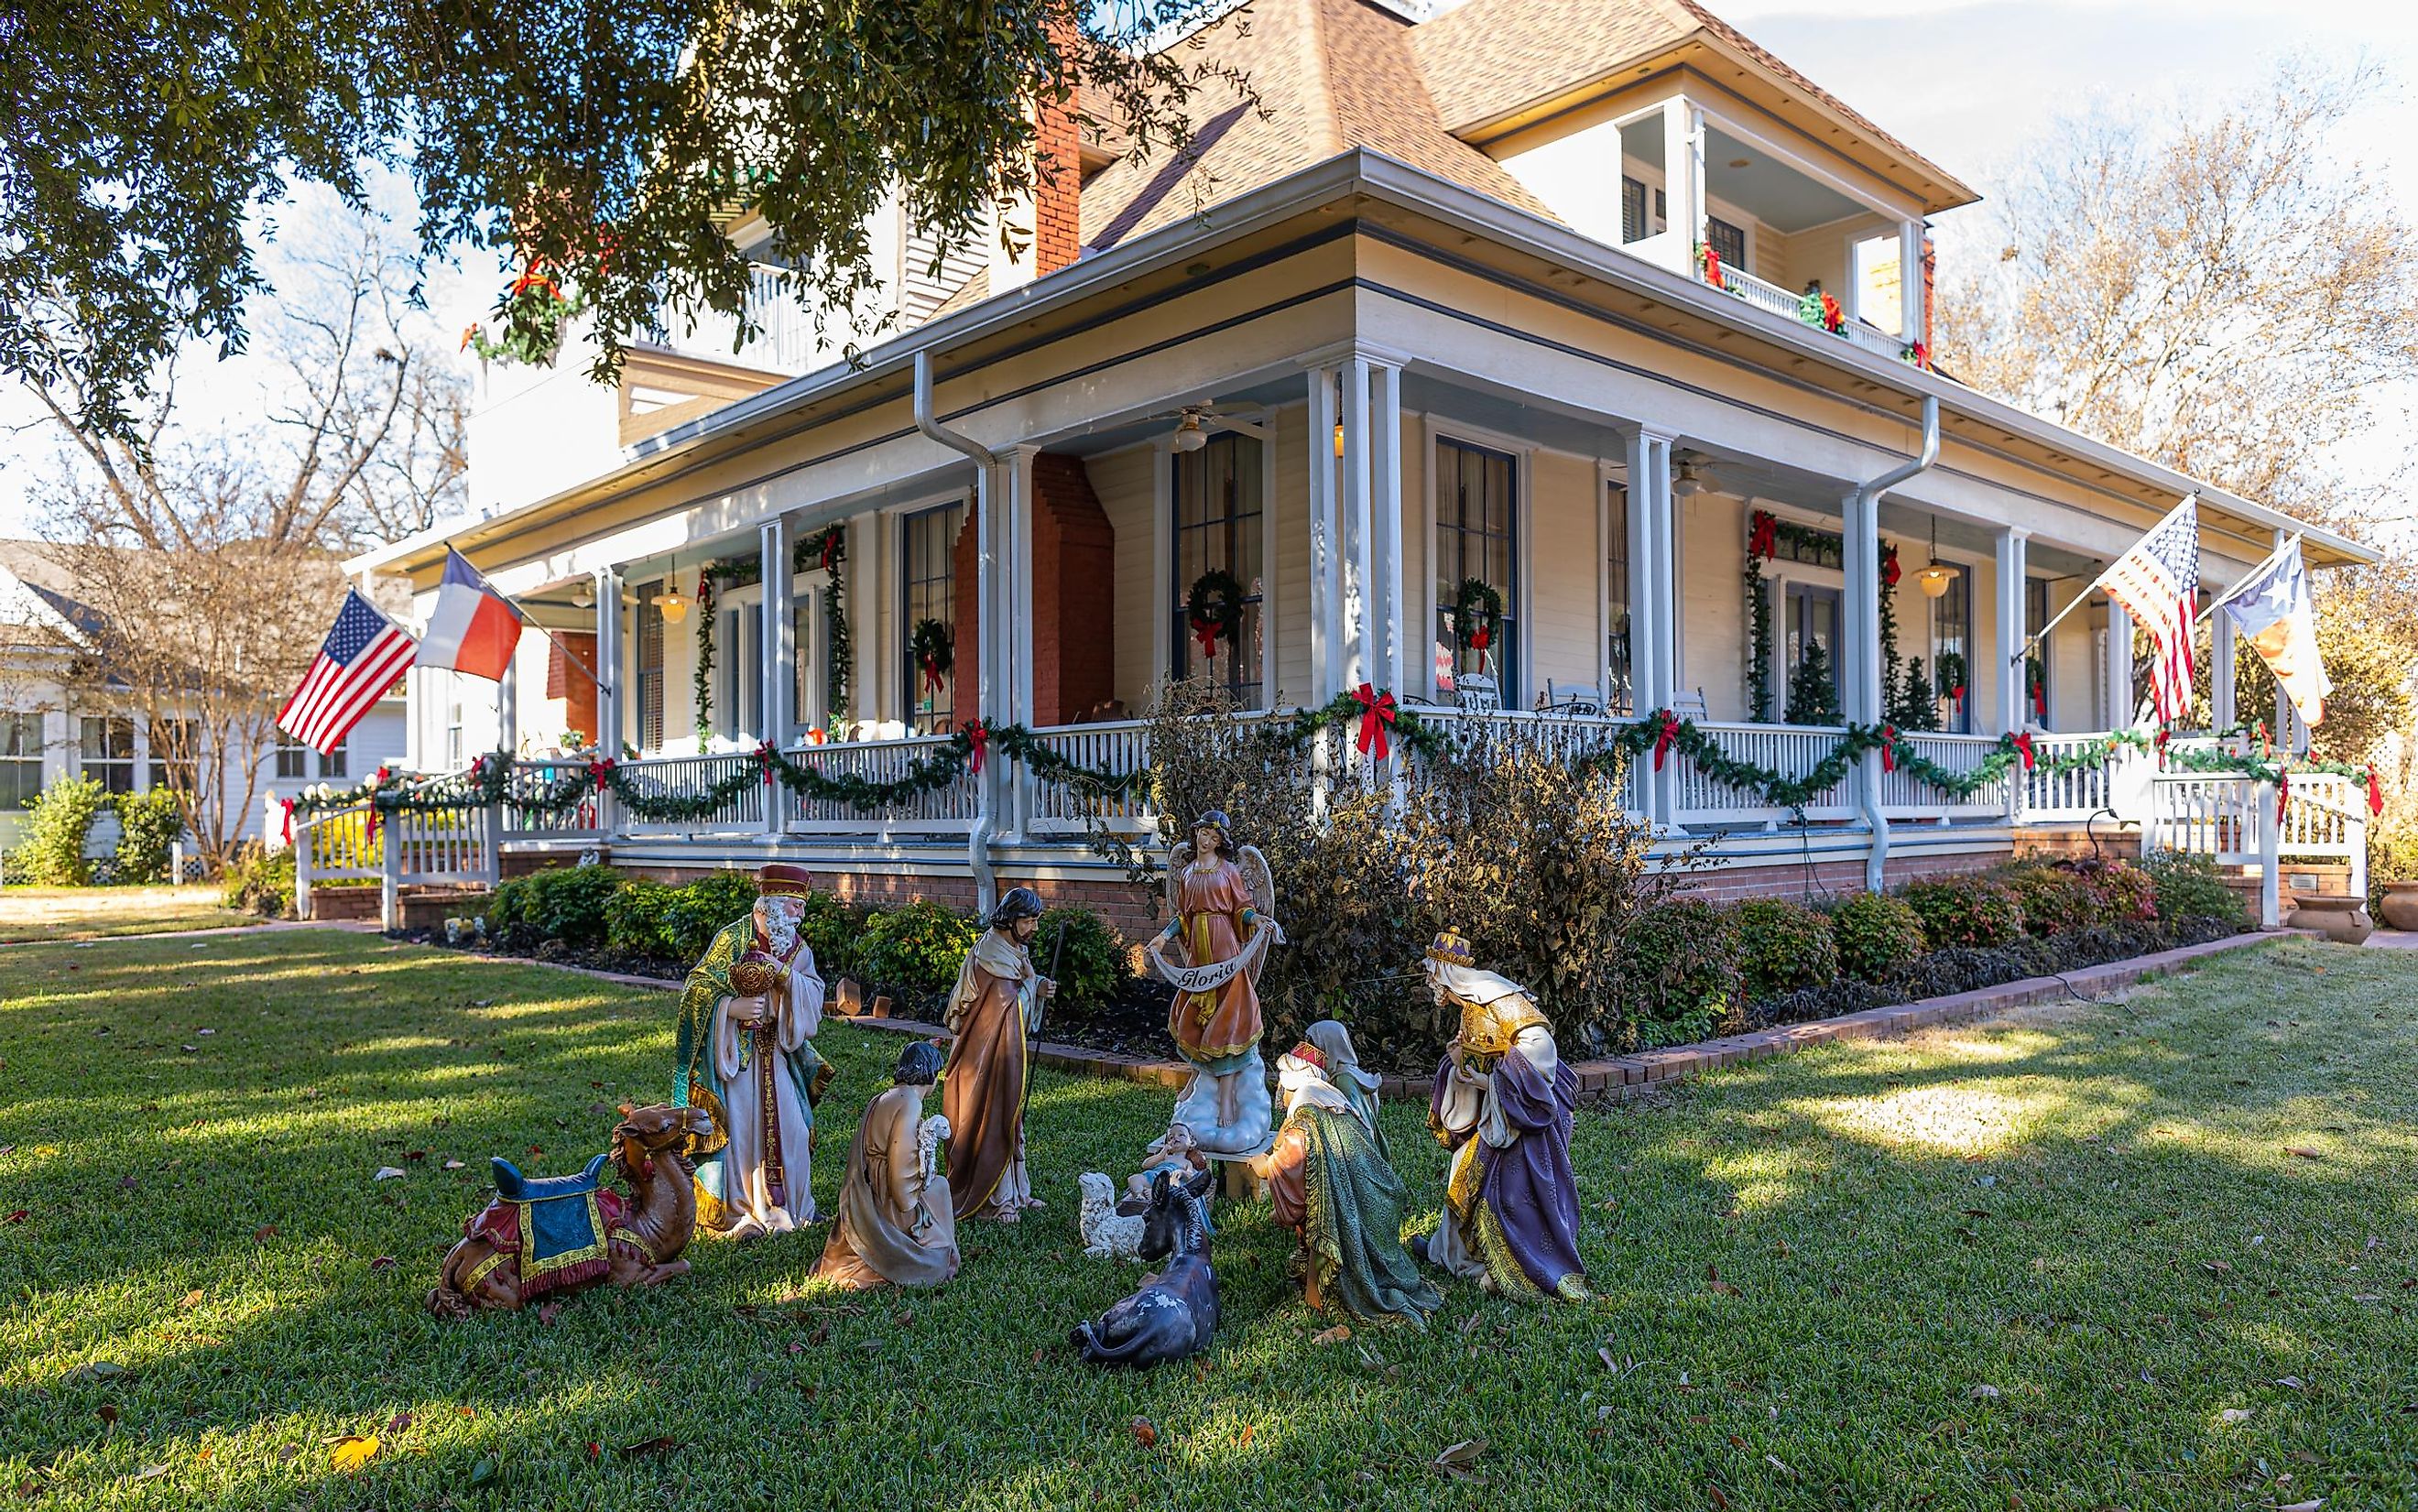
left=641, top=264, right=822, bottom=375
left=1705, top=263, right=1906, bottom=363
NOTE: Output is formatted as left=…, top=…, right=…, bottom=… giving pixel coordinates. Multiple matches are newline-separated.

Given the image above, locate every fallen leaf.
left=1706, top=1485, right=1731, bottom=1510
left=1237, top=1424, right=1256, bottom=1449
left=1311, top=1324, right=1352, bottom=1346
left=62, top=1362, right=129, bottom=1386
left=96, top=1404, right=119, bottom=1425
left=1598, top=1346, right=1618, bottom=1373
left=132, top=1464, right=168, bottom=1483
left=253, top=1224, right=277, bottom=1243
left=1129, top=1418, right=1157, bottom=1449
left=2218, top=1408, right=2251, bottom=1424
left=468, top=1455, right=502, bottom=1488
left=537, top=1301, right=561, bottom=1325
left=1765, top=1454, right=1793, bottom=1476
left=1433, top=1438, right=1488, bottom=1468
left=616, top=1436, right=678, bottom=1457
left=2276, top=1376, right=2305, bottom=1391
left=444, top=1160, right=465, bottom=1171
left=368, top=1256, right=396, bottom=1271
left=327, top=1434, right=379, bottom=1471
left=277, top=1444, right=300, bottom=1463
left=2285, top=1147, right=2323, bottom=1160
left=3, top=1211, right=25, bottom=1224
left=117, top=1176, right=137, bottom=1191
left=2204, top=1259, right=2234, bottom=1276
left=373, top=1167, right=406, bottom=1182
left=1969, top=1385, right=2000, bottom=1400
left=386, top=1411, right=413, bottom=1435
left=2277, top=1500, right=2325, bottom=1511
left=585, top=1442, right=601, bottom=1461
left=179, top=1289, right=202, bottom=1309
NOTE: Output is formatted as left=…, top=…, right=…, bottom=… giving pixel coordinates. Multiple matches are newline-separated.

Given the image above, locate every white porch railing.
left=2022, top=734, right=2123, bottom=821
left=615, top=753, right=767, bottom=835
left=500, top=758, right=605, bottom=840
left=1022, top=720, right=1153, bottom=835
left=782, top=734, right=980, bottom=834
left=292, top=802, right=381, bottom=921
left=1709, top=265, right=1906, bottom=362
left=1673, top=723, right=1857, bottom=827
left=1880, top=732, right=2013, bottom=821
left=2142, top=768, right=2367, bottom=927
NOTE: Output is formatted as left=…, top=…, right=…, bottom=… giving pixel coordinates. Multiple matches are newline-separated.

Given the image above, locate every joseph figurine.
left=941, top=887, right=1056, bottom=1223
left=673, top=864, right=832, bottom=1239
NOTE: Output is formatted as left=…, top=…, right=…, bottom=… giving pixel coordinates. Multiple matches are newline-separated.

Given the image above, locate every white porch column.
left=1369, top=362, right=1406, bottom=693
left=2106, top=599, right=2134, bottom=730
left=1899, top=219, right=1926, bottom=347
left=762, top=517, right=796, bottom=749
left=1841, top=491, right=1883, bottom=727
left=592, top=566, right=622, bottom=832
left=1338, top=355, right=1377, bottom=691
left=2211, top=606, right=2238, bottom=733
left=848, top=513, right=879, bottom=732
left=1622, top=426, right=1678, bottom=826
left=1661, top=97, right=1707, bottom=272
left=1994, top=528, right=2029, bottom=735
left=498, top=659, right=518, bottom=756
left=1305, top=365, right=1342, bottom=703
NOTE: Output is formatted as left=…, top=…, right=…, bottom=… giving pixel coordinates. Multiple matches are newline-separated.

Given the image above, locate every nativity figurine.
left=1305, top=1018, right=1389, bottom=1163
left=672, top=864, right=832, bottom=1239
left=1412, top=930, right=1589, bottom=1301
left=942, top=887, right=1055, bottom=1222
left=1118, top=1121, right=1211, bottom=1213
left=1070, top=1168, right=1219, bottom=1367
left=810, top=1040, right=961, bottom=1289
left=1147, top=810, right=1283, bottom=1158
left=1250, top=1042, right=1441, bottom=1324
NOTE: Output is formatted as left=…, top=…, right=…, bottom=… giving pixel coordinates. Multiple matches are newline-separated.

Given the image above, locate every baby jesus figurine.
left=1118, top=1122, right=1211, bottom=1213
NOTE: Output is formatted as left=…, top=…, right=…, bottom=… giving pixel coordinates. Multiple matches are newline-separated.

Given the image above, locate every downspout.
left=1855, top=395, right=1941, bottom=892
left=914, top=350, right=1004, bottom=914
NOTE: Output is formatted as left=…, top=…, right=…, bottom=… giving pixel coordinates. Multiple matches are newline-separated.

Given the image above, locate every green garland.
left=799, top=526, right=851, bottom=733
left=2161, top=743, right=2373, bottom=787
left=693, top=572, right=716, bottom=746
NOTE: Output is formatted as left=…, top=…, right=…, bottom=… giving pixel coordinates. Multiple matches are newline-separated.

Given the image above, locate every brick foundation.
left=1672, top=848, right=2001, bottom=903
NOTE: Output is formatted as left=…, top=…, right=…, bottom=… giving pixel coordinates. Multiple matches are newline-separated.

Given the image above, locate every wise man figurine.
left=673, top=864, right=831, bottom=1240
left=1250, top=1042, right=1442, bottom=1325
left=811, top=1040, right=960, bottom=1289
left=1412, top=931, right=1588, bottom=1301
left=942, top=887, right=1055, bottom=1223
left=1147, top=810, right=1283, bottom=1156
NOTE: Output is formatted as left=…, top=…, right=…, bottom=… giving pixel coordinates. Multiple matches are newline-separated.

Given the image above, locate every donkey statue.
left=1071, top=1167, right=1219, bottom=1367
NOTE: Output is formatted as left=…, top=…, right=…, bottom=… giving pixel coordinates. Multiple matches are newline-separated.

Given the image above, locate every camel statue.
left=427, top=1103, right=713, bottom=1317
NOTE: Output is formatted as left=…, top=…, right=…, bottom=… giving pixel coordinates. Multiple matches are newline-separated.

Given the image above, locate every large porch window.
left=1170, top=433, right=1265, bottom=705
left=1930, top=571, right=1972, bottom=734
left=1783, top=584, right=1841, bottom=725
left=2024, top=577, right=2052, bottom=723
left=901, top=502, right=964, bottom=735
left=715, top=591, right=762, bottom=744
left=636, top=589, right=667, bottom=753
left=1604, top=479, right=1633, bottom=715
left=1434, top=438, right=1519, bottom=702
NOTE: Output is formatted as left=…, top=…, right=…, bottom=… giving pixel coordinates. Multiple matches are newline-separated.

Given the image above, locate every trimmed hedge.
left=1901, top=876, right=2025, bottom=951
left=1732, top=897, right=1837, bottom=999
left=855, top=900, right=983, bottom=998
left=1829, top=893, right=1929, bottom=982
left=1617, top=897, right=1742, bottom=1049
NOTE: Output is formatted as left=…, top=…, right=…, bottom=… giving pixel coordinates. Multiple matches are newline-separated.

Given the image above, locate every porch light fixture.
left=1332, top=372, right=1346, bottom=458
left=651, top=582, right=692, bottom=623
left=1171, top=409, right=1209, bottom=453
left=570, top=580, right=594, bottom=611
left=1672, top=452, right=1709, bottom=499
left=1915, top=517, right=1960, bottom=599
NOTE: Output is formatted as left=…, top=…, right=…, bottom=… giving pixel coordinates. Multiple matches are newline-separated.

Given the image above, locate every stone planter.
left=2289, top=892, right=2374, bottom=945
left=2378, top=881, right=2418, bottom=931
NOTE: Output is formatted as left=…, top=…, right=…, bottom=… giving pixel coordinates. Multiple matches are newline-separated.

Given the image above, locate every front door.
left=1784, top=583, right=1842, bottom=725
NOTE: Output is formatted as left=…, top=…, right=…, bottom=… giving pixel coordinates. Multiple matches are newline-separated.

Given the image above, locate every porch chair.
left=1542, top=680, right=1607, bottom=717
left=1669, top=690, right=1709, bottom=722
left=1454, top=672, right=1501, bottom=712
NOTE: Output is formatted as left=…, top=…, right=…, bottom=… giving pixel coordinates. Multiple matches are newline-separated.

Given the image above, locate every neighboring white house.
left=347, top=0, right=2375, bottom=919
left=0, top=539, right=408, bottom=865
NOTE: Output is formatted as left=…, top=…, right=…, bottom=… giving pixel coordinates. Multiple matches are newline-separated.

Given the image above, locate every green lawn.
left=0, top=887, right=252, bottom=944
left=3, top=931, right=2414, bottom=1509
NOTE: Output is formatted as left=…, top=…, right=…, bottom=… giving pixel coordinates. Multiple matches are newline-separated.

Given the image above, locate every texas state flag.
left=418, top=548, right=523, bottom=682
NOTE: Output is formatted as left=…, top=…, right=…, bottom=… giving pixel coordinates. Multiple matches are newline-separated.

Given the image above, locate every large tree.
left=1939, top=60, right=2418, bottom=760
left=1, top=0, right=1240, bottom=441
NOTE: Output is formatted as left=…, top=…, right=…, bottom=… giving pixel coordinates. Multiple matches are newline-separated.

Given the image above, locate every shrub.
left=1615, top=897, right=1743, bottom=1049
left=1731, top=897, right=1836, bottom=1000
left=2090, top=861, right=2161, bottom=925
left=604, top=878, right=678, bottom=959
left=1034, top=905, right=1130, bottom=1017
left=111, top=787, right=184, bottom=886
left=1828, top=892, right=1927, bottom=980
left=222, top=847, right=295, bottom=918
left=1999, top=862, right=2097, bottom=938
left=16, top=775, right=109, bottom=886
left=486, top=863, right=622, bottom=947
left=2140, top=852, right=2248, bottom=930
left=658, top=871, right=762, bottom=962
left=855, top=900, right=980, bottom=998
left=1900, top=875, right=2025, bottom=950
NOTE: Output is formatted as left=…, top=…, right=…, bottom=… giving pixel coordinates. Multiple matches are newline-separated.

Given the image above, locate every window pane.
left=1707, top=216, right=1747, bottom=273
left=902, top=501, right=964, bottom=734
left=1170, top=434, right=1264, bottom=705
left=1433, top=439, right=1519, bottom=702
left=637, top=590, right=667, bottom=753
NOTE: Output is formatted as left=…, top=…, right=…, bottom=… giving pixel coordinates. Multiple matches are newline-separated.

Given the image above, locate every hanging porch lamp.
left=1914, top=517, right=1960, bottom=599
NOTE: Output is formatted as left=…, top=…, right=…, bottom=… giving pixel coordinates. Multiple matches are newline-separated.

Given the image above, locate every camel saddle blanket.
left=465, top=1154, right=628, bottom=1296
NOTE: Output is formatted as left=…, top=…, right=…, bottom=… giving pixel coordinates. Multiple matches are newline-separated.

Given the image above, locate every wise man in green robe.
left=674, top=864, right=832, bottom=1239
left=1250, top=1041, right=1442, bottom=1325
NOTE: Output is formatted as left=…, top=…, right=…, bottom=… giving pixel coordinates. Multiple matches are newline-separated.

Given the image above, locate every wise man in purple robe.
left=1412, top=930, right=1588, bottom=1301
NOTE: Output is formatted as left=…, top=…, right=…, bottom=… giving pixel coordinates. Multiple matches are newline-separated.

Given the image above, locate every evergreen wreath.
left=909, top=618, right=954, bottom=699
left=1452, top=577, right=1505, bottom=652
left=1183, top=568, right=1247, bottom=660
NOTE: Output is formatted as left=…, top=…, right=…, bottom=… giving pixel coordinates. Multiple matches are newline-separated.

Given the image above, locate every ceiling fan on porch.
left=1672, top=450, right=1716, bottom=498
left=1146, top=402, right=1264, bottom=452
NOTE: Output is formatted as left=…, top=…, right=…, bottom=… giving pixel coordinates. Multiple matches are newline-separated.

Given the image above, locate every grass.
left=2, top=931, right=2415, bottom=1509
left=0, top=887, right=251, bottom=944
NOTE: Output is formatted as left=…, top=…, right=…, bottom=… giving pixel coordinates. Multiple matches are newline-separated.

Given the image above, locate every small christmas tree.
left=1894, top=658, right=1940, bottom=731
left=1785, top=641, right=1840, bottom=726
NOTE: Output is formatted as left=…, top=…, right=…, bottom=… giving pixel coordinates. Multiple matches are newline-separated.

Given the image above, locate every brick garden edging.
left=505, top=928, right=2307, bottom=1103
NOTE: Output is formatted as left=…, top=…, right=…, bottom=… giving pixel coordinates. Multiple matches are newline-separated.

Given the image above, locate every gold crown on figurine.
left=1425, top=930, right=1476, bottom=969
left=730, top=952, right=789, bottom=997
left=755, top=864, right=814, bottom=898
left=1458, top=993, right=1548, bottom=1063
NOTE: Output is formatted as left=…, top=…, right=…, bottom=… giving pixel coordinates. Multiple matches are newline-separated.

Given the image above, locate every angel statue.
left=1146, top=810, right=1285, bottom=1157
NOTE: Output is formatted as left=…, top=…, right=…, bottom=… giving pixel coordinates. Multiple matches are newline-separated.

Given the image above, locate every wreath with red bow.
left=909, top=618, right=953, bottom=697
left=1183, top=568, right=1247, bottom=660
left=1453, top=578, right=1504, bottom=652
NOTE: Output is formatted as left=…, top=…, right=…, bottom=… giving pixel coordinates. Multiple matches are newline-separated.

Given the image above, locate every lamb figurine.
left=916, top=1114, right=949, bottom=1181
left=1076, top=1171, right=1149, bottom=1261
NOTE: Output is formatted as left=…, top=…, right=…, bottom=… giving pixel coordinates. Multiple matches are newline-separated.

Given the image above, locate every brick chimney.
left=988, top=23, right=1084, bottom=293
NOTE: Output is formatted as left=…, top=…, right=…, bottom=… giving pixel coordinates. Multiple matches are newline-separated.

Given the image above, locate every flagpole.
left=2006, top=495, right=2196, bottom=665
left=2195, top=534, right=2298, bottom=625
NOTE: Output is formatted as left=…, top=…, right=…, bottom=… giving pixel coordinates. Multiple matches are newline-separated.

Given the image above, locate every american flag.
left=278, top=591, right=418, bottom=755
left=2099, top=496, right=2202, bottom=725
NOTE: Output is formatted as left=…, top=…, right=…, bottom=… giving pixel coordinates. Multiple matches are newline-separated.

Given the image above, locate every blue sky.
left=1, top=0, right=2410, bottom=534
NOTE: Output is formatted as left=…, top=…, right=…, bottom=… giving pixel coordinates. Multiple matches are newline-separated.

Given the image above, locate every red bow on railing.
left=374, top=765, right=391, bottom=786
left=1748, top=511, right=1777, bottom=561
left=2369, top=766, right=2385, bottom=817
left=1652, top=708, right=1680, bottom=771
left=2154, top=728, right=2170, bottom=770
left=1190, top=615, right=1221, bottom=659
left=964, top=720, right=990, bottom=775
left=586, top=757, right=616, bottom=783
left=1882, top=546, right=1901, bottom=589
left=1353, top=683, right=1397, bottom=761
left=279, top=799, right=294, bottom=846
left=755, top=740, right=779, bottom=787
left=2012, top=730, right=2036, bottom=771
left=1880, top=725, right=1897, bottom=774
left=2255, top=720, right=2271, bottom=756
